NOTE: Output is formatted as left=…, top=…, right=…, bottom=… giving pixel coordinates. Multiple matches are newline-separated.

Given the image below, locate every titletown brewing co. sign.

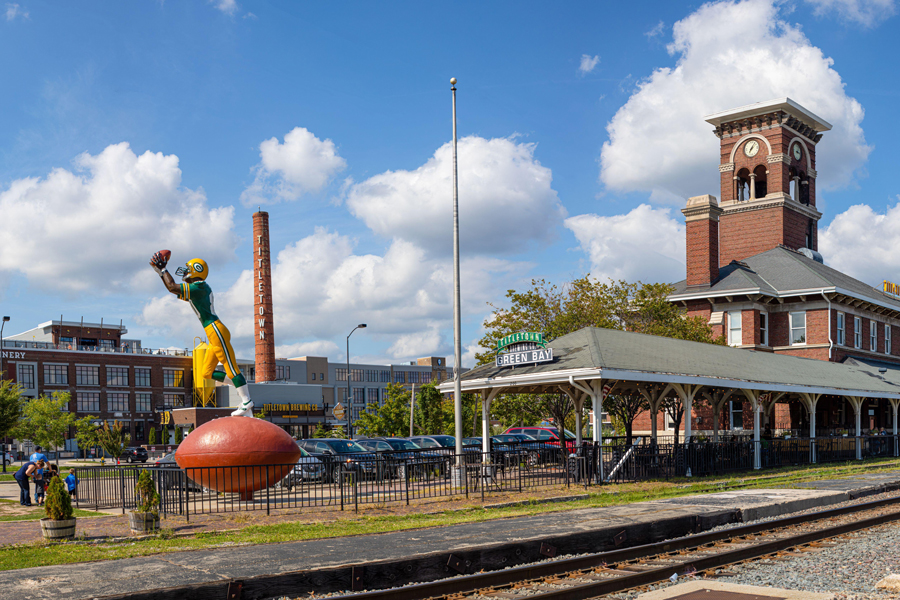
left=495, top=332, right=553, bottom=367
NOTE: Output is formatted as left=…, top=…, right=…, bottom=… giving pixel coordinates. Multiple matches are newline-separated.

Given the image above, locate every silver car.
left=277, top=447, right=325, bottom=488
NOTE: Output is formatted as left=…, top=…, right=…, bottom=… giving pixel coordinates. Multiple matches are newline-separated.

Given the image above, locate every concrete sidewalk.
left=2, top=471, right=900, bottom=600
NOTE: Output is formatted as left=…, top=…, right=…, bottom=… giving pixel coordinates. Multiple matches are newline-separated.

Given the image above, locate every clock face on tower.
left=744, top=140, right=760, bottom=157
left=793, top=144, right=802, bottom=160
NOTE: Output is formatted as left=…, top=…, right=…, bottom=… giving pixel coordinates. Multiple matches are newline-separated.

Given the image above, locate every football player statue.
left=150, top=251, right=254, bottom=417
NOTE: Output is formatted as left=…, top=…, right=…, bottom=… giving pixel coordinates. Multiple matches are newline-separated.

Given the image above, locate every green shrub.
left=135, top=469, right=160, bottom=516
left=148, top=427, right=157, bottom=445
left=45, top=476, right=73, bottom=521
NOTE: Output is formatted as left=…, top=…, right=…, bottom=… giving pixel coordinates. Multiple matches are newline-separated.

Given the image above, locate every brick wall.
left=685, top=217, right=719, bottom=286
left=5, top=348, right=193, bottom=443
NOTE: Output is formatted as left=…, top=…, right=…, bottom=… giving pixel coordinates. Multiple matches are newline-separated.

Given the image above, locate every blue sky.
left=1, top=0, right=899, bottom=366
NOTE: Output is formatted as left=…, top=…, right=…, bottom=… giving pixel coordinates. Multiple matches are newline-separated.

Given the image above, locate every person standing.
left=32, top=467, right=45, bottom=506
left=65, top=468, right=79, bottom=500
left=29, top=446, right=48, bottom=463
left=13, top=460, right=43, bottom=506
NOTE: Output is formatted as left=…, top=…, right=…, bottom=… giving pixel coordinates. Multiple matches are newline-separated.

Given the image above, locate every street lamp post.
left=450, top=78, right=464, bottom=467
left=346, top=323, right=367, bottom=438
left=1, top=316, right=9, bottom=474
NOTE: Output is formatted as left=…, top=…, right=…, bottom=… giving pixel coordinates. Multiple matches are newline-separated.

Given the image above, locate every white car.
left=2, top=452, right=14, bottom=467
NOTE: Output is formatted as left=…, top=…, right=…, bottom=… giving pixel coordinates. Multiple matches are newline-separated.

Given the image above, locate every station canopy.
left=440, top=327, right=900, bottom=399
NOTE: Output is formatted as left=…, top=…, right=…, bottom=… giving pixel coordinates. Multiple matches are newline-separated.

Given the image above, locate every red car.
left=502, top=426, right=578, bottom=451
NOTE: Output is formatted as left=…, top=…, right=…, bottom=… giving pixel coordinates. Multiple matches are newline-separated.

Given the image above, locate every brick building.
left=634, top=98, right=900, bottom=437
left=1, top=320, right=192, bottom=455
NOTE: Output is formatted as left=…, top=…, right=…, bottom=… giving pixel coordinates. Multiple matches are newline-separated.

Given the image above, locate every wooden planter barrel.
left=40, top=518, right=76, bottom=541
left=128, top=511, right=160, bottom=534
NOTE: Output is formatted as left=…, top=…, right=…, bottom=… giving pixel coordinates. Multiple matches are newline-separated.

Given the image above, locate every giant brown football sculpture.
left=175, top=416, right=302, bottom=499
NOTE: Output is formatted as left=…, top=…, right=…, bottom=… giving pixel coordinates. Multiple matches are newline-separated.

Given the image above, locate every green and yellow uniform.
left=178, top=281, right=245, bottom=386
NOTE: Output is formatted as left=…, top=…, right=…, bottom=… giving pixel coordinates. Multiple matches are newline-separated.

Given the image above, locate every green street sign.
left=497, top=332, right=546, bottom=352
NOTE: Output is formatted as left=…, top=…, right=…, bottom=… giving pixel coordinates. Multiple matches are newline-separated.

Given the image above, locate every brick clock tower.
left=695, top=98, right=832, bottom=272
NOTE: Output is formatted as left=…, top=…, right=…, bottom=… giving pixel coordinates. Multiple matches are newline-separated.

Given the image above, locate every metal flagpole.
left=451, top=77, right=464, bottom=472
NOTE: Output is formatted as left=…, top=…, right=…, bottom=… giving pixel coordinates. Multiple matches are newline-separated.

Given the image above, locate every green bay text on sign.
left=496, top=332, right=545, bottom=351
left=496, top=348, right=553, bottom=367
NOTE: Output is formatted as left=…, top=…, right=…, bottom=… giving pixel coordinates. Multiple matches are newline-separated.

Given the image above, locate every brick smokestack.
left=682, top=195, right=723, bottom=287
left=253, top=211, right=276, bottom=383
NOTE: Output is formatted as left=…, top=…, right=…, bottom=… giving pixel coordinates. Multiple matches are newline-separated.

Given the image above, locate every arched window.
left=736, top=168, right=751, bottom=202
left=752, top=165, right=767, bottom=199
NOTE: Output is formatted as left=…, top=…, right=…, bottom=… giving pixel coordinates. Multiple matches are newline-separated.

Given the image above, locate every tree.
left=74, top=416, right=102, bottom=459
left=0, top=379, right=24, bottom=467
left=148, top=426, right=157, bottom=445
left=413, top=383, right=445, bottom=435
left=173, top=426, right=183, bottom=445
left=13, top=392, right=75, bottom=464
left=477, top=277, right=723, bottom=365
left=604, top=390, right=649, bottom=445
left=97, top=420, right=130, bottom=459
left=491, top=394, right=543, bottom=430
left=355, top=383, right=411, bottom=438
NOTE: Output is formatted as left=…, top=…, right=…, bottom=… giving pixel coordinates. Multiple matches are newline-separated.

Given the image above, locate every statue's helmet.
left=175, top=258, right=209, bottom=281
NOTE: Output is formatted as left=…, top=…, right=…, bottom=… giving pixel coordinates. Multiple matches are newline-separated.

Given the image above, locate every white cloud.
left=387, top=328, right=444, bottom=360
left=645, top=21, right=665, bottom=38
left=565, top=204, right=685, bottom=283
left=345, top=135, right=565, bottom=256
left=241, top=127, right=347, bottom=205
left=5, top=3, right=28, bottom=20
left=819, top=200, right=900, bottom=285
left=211, top=0, right=238, bottom=15
left=599, top=0, right=870, bottom=204
left=803, top=0, right=895, bottom=26
left=578, top=54, right=600, bottom=75
left=140, top=227, right=530, bottom=363
left=0, top=142, right=238, bottom=295
left=277, top=340, right=339, bottom=359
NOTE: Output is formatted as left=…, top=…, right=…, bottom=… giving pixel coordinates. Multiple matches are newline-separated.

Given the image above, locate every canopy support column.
left=480, top=388, right=501, bottom=464
left=846, top=396, right=865, bottom=460
left=671, top=383, right=703, bottom=443
left=891, top=399, right=900, bottom=457
left=639, top=383, right=673, bottom=445
left=798, top=393, right=821, bottom=463
left=742, top=390, right=761, bottom=470
left=702, top=389, right=734, bottom=443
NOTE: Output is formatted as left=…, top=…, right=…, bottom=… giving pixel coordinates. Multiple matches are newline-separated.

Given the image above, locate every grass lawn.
left=0, top=457, right=898, bottom=572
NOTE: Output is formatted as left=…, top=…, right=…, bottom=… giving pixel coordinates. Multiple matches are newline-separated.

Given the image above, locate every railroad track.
left=326, top=495, right=900, bottom=600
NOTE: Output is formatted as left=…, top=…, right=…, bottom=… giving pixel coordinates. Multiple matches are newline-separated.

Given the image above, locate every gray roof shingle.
left=669, top=246, right=900, bottom=310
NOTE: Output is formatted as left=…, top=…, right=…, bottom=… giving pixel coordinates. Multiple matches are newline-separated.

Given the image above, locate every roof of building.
left=669, top=246, right=900, bottom=311
left=439, top=326, right=900, bottom=398
left=704, top=98, right=832, bottom=132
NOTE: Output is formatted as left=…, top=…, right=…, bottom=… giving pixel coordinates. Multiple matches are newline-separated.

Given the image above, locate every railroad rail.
left=325, top=494, right=900, bottom=600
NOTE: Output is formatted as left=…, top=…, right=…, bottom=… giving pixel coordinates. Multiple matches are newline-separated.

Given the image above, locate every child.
left=32, top=466, right=45, bottom=506
left=65, top=469, right=79, bottom=500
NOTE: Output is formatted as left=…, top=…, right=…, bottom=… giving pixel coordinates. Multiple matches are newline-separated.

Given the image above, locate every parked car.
left=463, top=436, right=529, bottom=469
left=276, top=447, right=325, bottom=489
left=120, top=446, right=149, bottom=463
left=503, top=426, right=577, bottom=451
left=357, top=438, right=447, bottom=479
left=493, top=433, right=553, bottom=466
left=154, top=452, right=203, bottom=492
left=2, top=451, right=13, bottom=467
left=297, top=439, right=380, bottom=483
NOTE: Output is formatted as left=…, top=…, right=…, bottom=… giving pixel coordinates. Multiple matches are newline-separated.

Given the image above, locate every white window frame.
left=854, top=316, right=862, bottom=348
left=727, top=310, right=742, bottom=347
left=886, top=324, right=892, bottom=355
left=729, top=400, right=744, bottom=430
left=871, top=321, right=878, bottom=352
left=836, top=312, right=845, bottom=346
left=759, top=312, right=768, bottom=346
left=790, top=311, right=807, bottom=346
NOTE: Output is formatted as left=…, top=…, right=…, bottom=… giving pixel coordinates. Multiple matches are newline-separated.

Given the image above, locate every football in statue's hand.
left=155, top=249, right=171, bottom=265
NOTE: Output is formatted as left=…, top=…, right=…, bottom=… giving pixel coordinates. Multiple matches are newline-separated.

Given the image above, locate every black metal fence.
left=73, top=435, right=900, bottom=518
